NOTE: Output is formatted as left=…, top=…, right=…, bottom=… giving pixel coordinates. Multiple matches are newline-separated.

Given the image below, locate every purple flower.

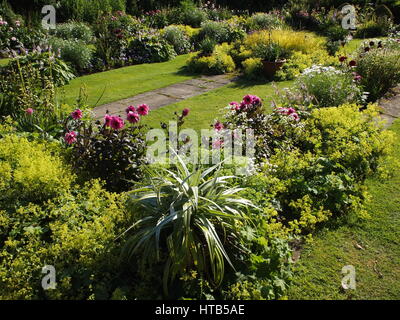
left=25, top=108, right=34, bottom=115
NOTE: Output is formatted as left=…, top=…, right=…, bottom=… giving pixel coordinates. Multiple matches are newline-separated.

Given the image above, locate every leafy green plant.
left=247, top=13, right=285, bottom=31
left=122, top=157, right=255, bottom=295
left=356, top=48, right=400, bottom=102
left=52, top=21, right=94, bottom=42
left=295, top=65, right=365, bottom=108
left=162, top=25, right=192, bottom=55
left=127, top=33, right=176, bottom=64
left=252, top=41, right=289, bottom=62
left=0, top=133, right=73, bottom=207
left=49, top=37, right=93, bottom=73
left=0, top=51, right=74, bottom=118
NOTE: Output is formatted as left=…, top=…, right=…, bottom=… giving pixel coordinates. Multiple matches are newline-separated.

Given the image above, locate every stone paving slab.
left=378, top=86, right=400, bottom=128
left=93, top=74, right=234, bottom=120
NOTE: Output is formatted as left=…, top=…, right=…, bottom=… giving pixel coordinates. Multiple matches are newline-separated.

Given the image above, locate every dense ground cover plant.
left=0, top=132, right=73, bottom=208
left=0, top=179, right=131, bottom=299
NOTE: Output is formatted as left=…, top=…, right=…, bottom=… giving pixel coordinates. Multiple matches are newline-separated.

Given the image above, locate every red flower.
left=214, top=121, right=224, bottom=131
left=339, top=56, right=347, bottom=62
left=349, top=60, right=357, bottom=67
left=182, top=108, right=190, bottom=117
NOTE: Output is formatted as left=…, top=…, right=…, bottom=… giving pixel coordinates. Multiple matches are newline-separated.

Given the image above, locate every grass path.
left=59, top=54, right=194, bottom=107
left=288, top=120, right=400, bottom=300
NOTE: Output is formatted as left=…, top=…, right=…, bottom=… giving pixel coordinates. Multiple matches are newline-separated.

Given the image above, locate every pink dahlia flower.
left=110, top=116, right=125, bottom=130
left=137, top=104, right=150, bottom=116
left=126, top=105, right=136, bottom=113
left=64, top=131, right=77, bottom=145
left=71, top=109, right=83, bottom=120
left=127, top=111, right=140, bottom=123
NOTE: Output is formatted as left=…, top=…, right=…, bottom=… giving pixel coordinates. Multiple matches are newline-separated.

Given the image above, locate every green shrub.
left=0, top=179, right=131, bottom=300
left=179, top=0, right=208, bottom=27
left=0, top=134, right=73, bottom=207
left=187, top=43, right=236, bottom=75
left=247, top=13, right=285, bottom=31
left=52, top=21, right=93, bottom=42
left=242, top=57, right=263, bottom=79
left=241, top=103, right=395, bottom=236
left=162, top=25, right=192, bottom=55
left=355, top=19, right=392, bottom=38
left=355, top=48, right=400, bottom=102
left=127, top=33, right=176, bottom=64
left=48, top=37, right=93, bottom=72
left=294, top=65, right=365, bottom=108
left=196, top=20, right=245, bottom=45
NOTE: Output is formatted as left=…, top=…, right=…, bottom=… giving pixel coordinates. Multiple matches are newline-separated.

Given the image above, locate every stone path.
left=379, top=86, right=400, bottom=128
left=92, top=74, right=235, bottom=120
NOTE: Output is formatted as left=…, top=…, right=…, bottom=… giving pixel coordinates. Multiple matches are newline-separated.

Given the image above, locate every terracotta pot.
left=262, top=59, right=286, bottom=77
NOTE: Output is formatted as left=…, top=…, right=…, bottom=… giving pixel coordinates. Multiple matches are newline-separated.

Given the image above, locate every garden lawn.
left=59, top=54, right=195, bottom=107
left=288, top=119, right=400, bottom=300
left=142, top=79, right=293, bottom=131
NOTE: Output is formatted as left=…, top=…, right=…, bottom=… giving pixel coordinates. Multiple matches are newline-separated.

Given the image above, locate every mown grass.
left=59, top=54, right=195, bottom=107
left=141, top=79, right=293, bottom=132
left=288, top=120, right=400, bottom=300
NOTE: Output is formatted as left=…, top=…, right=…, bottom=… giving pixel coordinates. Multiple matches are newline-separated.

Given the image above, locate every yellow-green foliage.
left=187, top=43, right=235, bottom=74
left=162, top=24, right=200, bottom=38
left=242, top=57, right=263, bottom=79
left=275, top=50, right=340, bottom=81
left=0, top=180, right=130, bottom=300
left=244, top=103, right=395, bottom=237
left=304, top=104, right=395, bottom=170
left=0, top=134, right=74, bottom=204
left=244, top=30, right=326, bottom=55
